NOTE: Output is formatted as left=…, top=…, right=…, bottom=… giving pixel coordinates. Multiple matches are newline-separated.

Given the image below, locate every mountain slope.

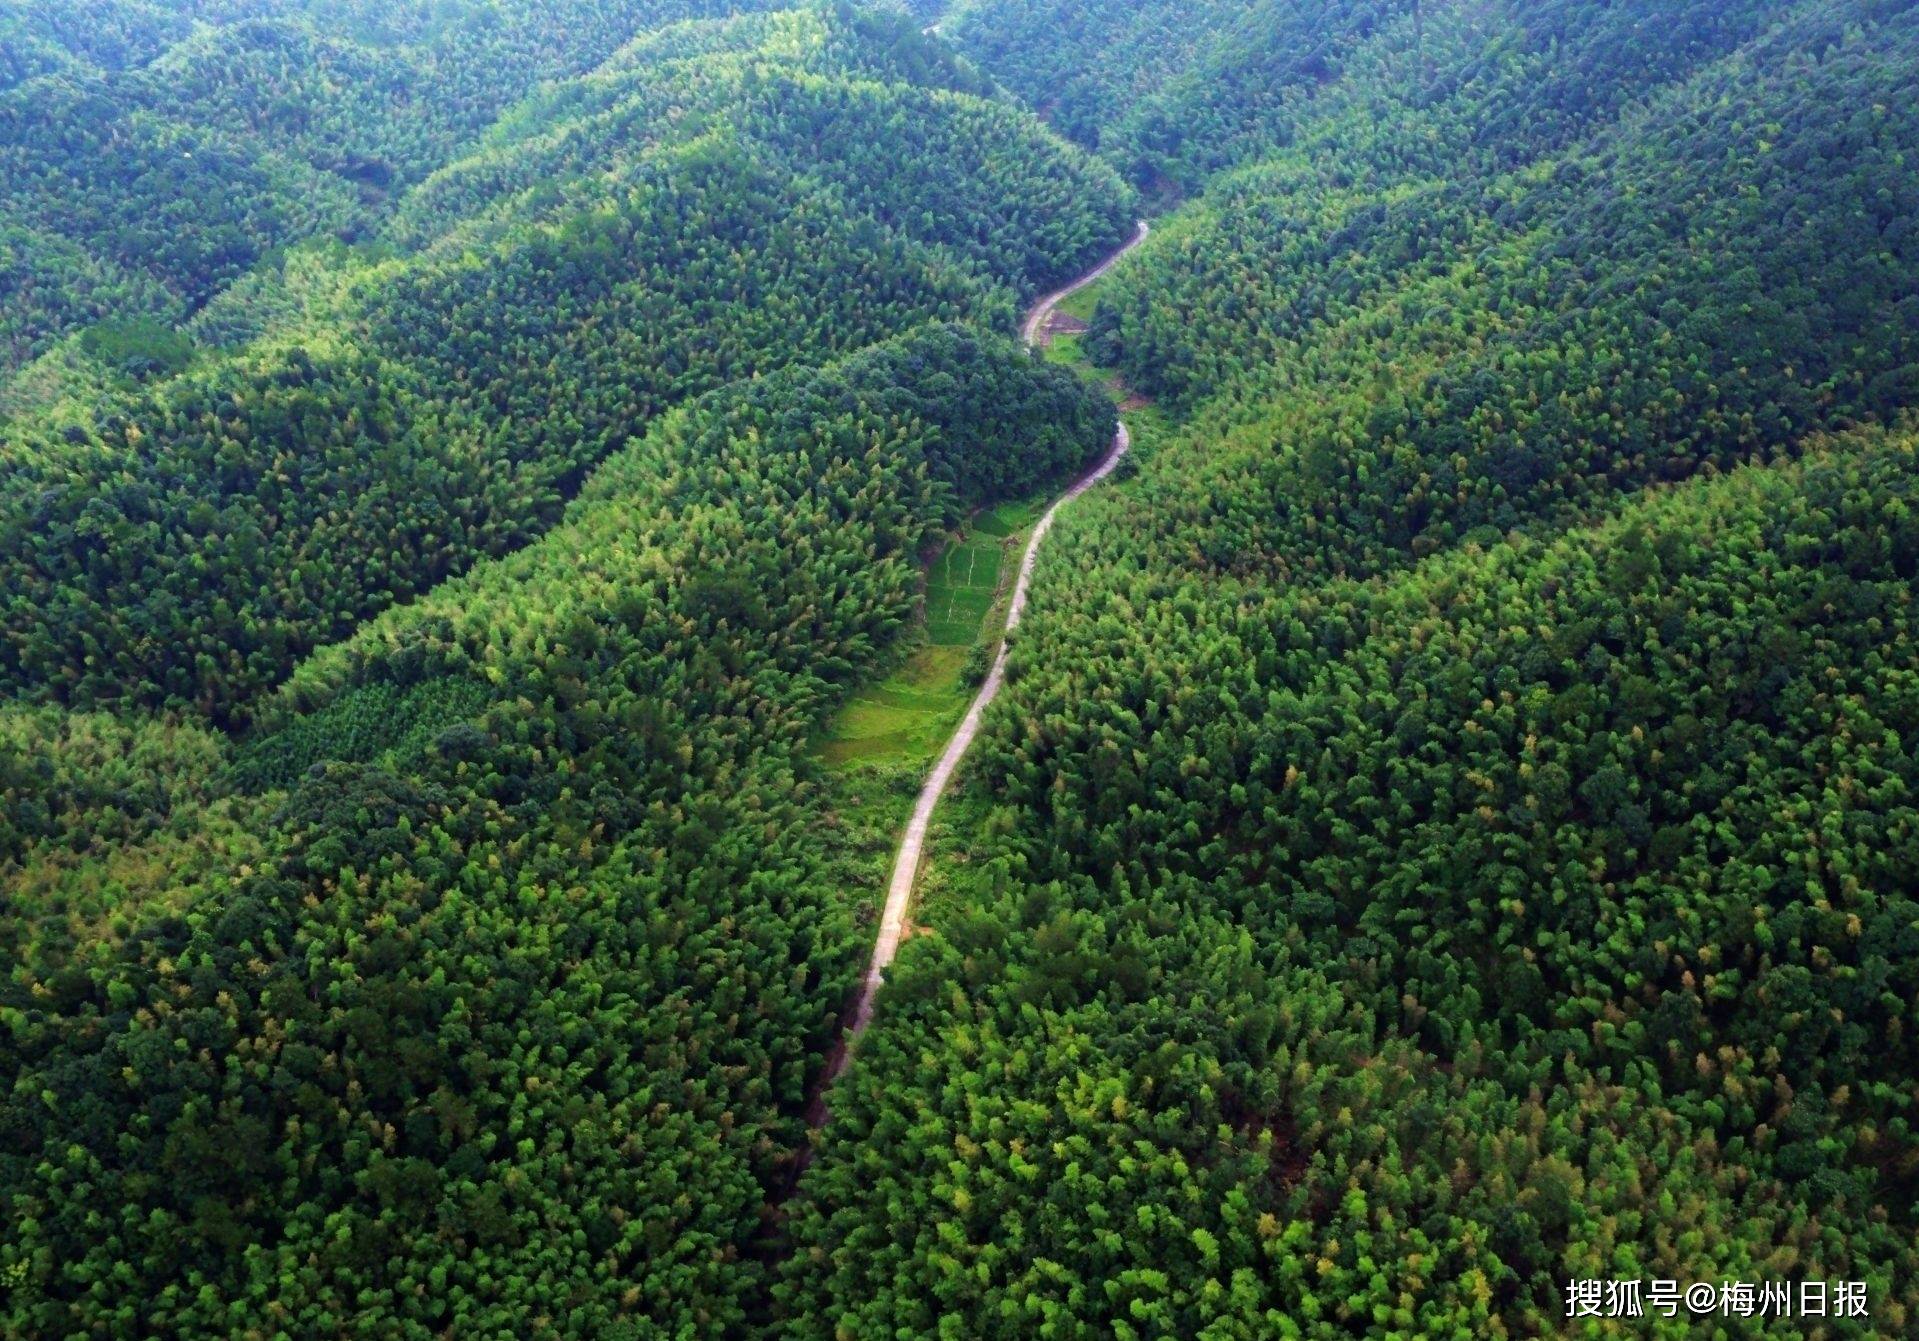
left=779, top=2, right=1919, bottom=1332
left=0, top=0, right=805, bottom=367
left=0, top=324, right=1116, bottom=1338
left=6, top=1, right=1918, bottom=1335
left=781, top=420, right=1919, bottom=1335
left=2, top=7, right=1137, bottom=1333
left=0, top=5, right=1131, bottom=726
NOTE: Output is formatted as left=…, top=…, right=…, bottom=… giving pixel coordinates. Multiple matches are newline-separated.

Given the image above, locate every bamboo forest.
left=2, top=1, right=1915, bottom=1337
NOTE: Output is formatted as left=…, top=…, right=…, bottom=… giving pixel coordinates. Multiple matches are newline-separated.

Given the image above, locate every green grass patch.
left=817, top=645, right=971, bottom=766
left=925, top=531, right=1004, bottom=645
left=1056, top=283, right=1100, bottom=323
left=1041, top=330, right=1087, bottom=367
left=816, top=493, right=1044, bottom=768
left=973, top=497, right=1041, bottom=538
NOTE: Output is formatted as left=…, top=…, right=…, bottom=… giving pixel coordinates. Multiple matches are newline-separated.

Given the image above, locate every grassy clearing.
left=973, top=496, right=1043, bottom=539
left=925, top=531, right=1001, bottom=645
left=817, top=645, right=969, bottom=765
left=1040, top=331, right=1085, bottom=367
left=817, top=494, right=1043, bottom=768
left=1057, top=282, right=1100, bottom=323
left=816, top=265, right=1125, bottom=770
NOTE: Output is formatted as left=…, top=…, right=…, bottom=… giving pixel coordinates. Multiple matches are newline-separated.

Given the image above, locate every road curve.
left=1022, top=220, right=1150, bottom=346
left=820, top=220, right=1151, bottom=1085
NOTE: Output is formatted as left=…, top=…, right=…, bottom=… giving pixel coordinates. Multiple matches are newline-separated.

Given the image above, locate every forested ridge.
left=0, top=4, right=1132, bottom=726
left=5, top=0, right=1919, bottom=1336
left=0, top=0, right=807, bottom=369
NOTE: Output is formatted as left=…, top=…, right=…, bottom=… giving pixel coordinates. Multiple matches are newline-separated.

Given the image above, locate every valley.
left=4, top=3, right=1917, bottom=1337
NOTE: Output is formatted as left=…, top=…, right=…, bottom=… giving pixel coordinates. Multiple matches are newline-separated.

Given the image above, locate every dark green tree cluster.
left=0, top=71, right=353, bottom=362
left=0, top=0, right=808, bottom=372
left=1086, top=0, right=1814, bottom=406
left=943, top=0, right=1795, bottom=194
left=0, top=705, right=231, bottom=869
left=0, top=324, right=1115, bottom=1337
left=0, top=222, right=185, bottom=377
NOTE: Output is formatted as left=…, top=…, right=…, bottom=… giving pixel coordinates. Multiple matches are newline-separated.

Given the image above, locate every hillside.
left=1, top=3, right=1133, bottom=1334
left=6, top=1, right=1919, bottom=1337
left=782, top=419, right=1919, bottom=1335
left=2, top=322, right=1115, bottom=1336
left=941, top=0, right=1795, bottom=194
left=781, top=1, right=1919, bottom=1334
left=0, top=0, right=812, bottom=371
left=0, top=5, right=1131, bottom=727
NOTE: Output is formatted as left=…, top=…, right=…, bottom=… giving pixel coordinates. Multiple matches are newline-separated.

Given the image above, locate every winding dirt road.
left=818, top=220, right=1150, bottom=1089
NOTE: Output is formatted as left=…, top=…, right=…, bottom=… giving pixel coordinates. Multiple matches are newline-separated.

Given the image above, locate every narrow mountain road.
left=817, top=220, right=1150, bottom=1093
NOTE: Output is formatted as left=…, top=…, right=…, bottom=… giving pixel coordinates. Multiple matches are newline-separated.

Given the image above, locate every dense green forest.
left=2, top=323, right=1114, bottom=1335
left=0, top=5, right=1131, bottom=726
left=939, top=0, right=1799, bottom=194
left=0, top=0, right=817, bottom=370
left=780, top=0, right=1919, bottom=1335
left=784, top=421, right=1919, bottom=1336
left=939, top=0, right=1408, bottom=190
left=6, top=0, right=1919, bottom=1336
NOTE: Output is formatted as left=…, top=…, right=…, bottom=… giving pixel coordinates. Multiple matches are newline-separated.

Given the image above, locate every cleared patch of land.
left=817, top=496, right=1043, bottom=766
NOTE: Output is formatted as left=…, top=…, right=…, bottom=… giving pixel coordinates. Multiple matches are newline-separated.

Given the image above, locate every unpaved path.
left=818, top=220, right=1150, bottom=1088
left=1022, top=220, right=1149, bottom=346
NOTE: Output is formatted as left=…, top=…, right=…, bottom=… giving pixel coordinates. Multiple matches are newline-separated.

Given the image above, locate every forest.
left=5, top=0, right=1918, bottom=1337
left=0, top=4, right=1131, bottom=724
left=782, top=1, right=1919, bottom=1335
